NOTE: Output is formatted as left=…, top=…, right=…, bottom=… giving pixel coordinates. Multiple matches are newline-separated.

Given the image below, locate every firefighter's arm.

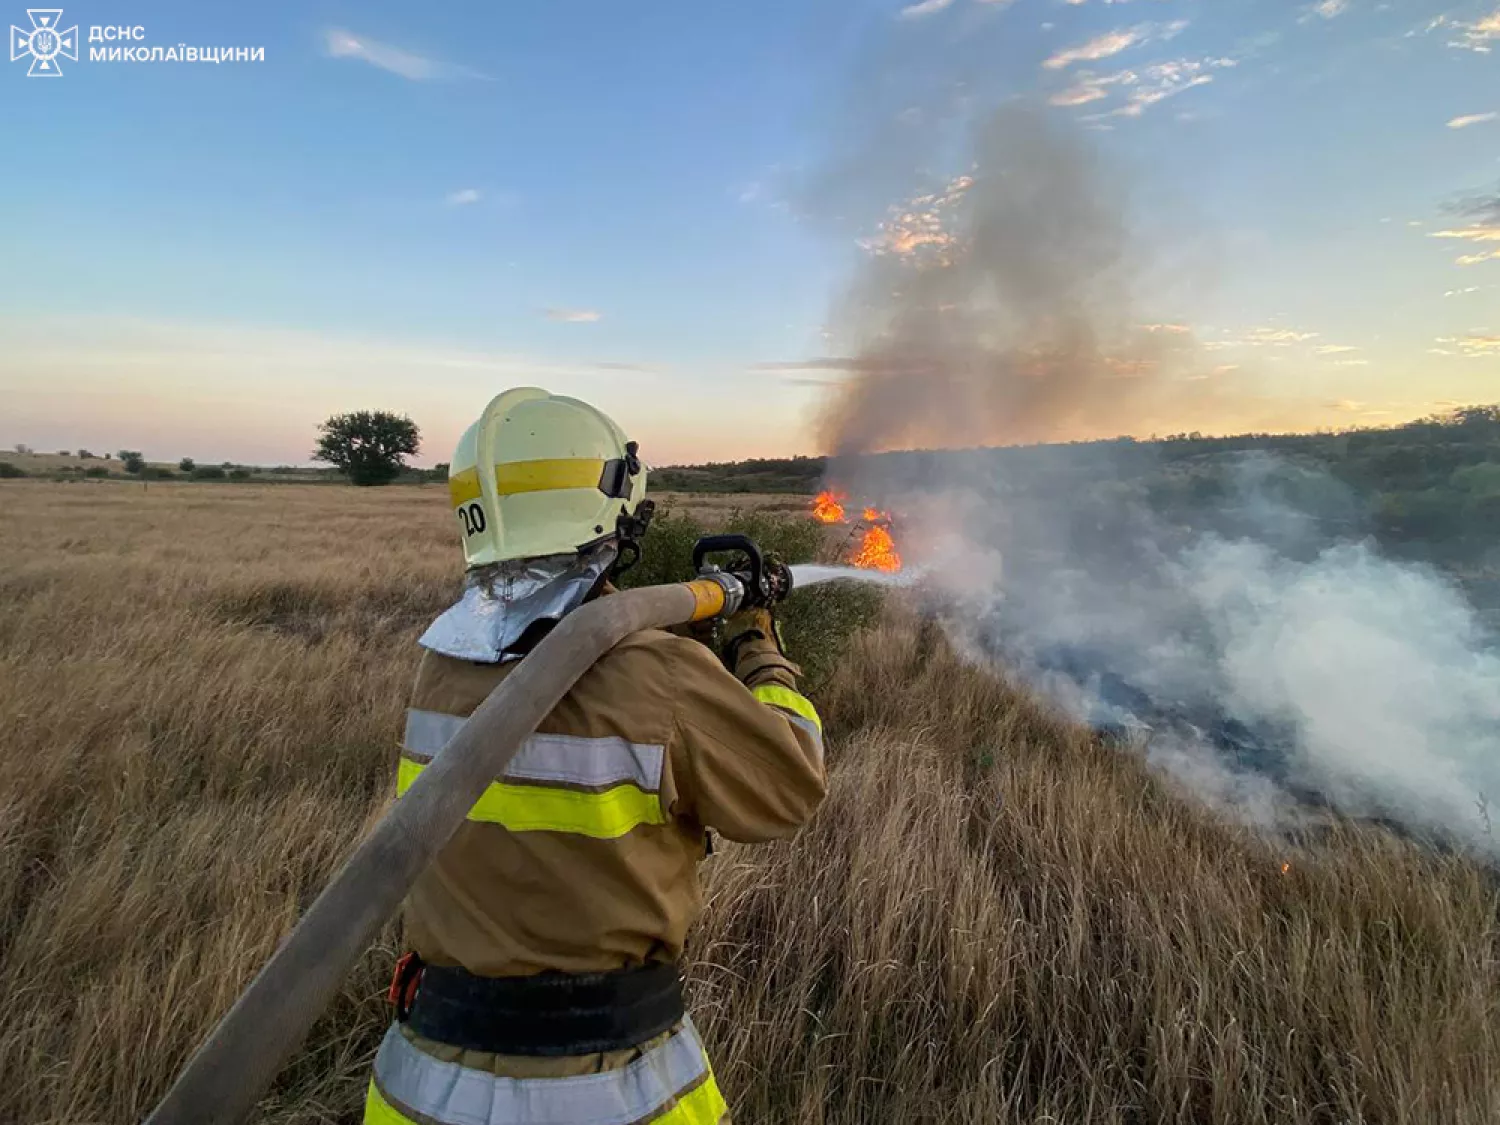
left=666, top=612, right=826, bottom=842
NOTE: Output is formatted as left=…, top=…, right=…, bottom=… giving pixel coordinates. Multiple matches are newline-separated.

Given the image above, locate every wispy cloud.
left=858, top=174, right=973, bottom=259
left=1244, top=326, right=1319, bottom=345
left=1434, top=334, right=1500, bottom=357
left=1204, top=325, right=1322, bottom=351
left=322, top=28, right=486, bottom=81
left=543, top=308, right=602, bottom=323
left=1448, top=112, right=1497, bottom=129
left=1429, top=190, right=1500, bottom=264
left=899, top=0, right=955, bottom=17
left=1315, top=344, right=1359, bottom=354
left=1044, top=21, right=1187, bottom=69
left=1051, top=82, right=1111, bottom=106
left=1305, top=0, right=1349, bottom=20
left=1054, top=52, right=1234, bottom=118
left=753, top=357, right=863, bottom=373
left=445, top=188, right=481, bottom=207
left=1426, top=6, right=1500, bottom=51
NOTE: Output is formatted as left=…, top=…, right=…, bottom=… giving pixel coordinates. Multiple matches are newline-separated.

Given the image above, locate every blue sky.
left=1, top=0, right=1496, bottom=466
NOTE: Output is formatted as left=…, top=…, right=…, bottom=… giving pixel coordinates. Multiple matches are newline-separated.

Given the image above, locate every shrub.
left=119, top=451, right=145, bottom=475
left=58, top=450, right=71, bottom=457
left=0, top=462, right=25, bottom=479
left=147, top=467, right=175, bottom=480
left=179, top=458, right=196, bottom=473
left=192, top=466, right=227, bottom=481
left=229, top=468, right=252, bottom=481
left=84, top=466, right=109, bottom=478
left=78, top=449, right=95, bottom=460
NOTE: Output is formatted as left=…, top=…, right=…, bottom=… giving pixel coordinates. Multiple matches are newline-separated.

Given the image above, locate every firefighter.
left=363, top=388, right=827, bottom=1125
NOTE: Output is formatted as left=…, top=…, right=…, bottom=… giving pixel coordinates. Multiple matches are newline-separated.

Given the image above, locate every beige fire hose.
left=143, top=578, right=734, bottom=1125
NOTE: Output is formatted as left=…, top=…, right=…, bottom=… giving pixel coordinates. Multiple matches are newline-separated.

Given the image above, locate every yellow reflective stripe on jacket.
left=396, top=758, right=666, bottom=839
left=364, top=1019, right=726, bottom=1125
left=751, top=683, right=822, bottom=733
left=495, top=457, right=604, bottom=496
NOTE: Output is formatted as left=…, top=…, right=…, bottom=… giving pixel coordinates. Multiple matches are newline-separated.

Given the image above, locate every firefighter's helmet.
left=447, top=388, right=648, bottom=568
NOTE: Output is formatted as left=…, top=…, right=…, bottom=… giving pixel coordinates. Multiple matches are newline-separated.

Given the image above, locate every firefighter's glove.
left=720, top=607, right=797, bottom=684
left=667, top=616, right=719, bottom=648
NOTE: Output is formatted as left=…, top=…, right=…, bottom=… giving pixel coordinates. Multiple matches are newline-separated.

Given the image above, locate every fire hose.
left=143, top=537, right=790, bottom=1125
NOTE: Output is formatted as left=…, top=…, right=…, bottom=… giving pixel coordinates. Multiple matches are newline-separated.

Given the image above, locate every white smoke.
left=1183, top=537, right=1500, bottom=838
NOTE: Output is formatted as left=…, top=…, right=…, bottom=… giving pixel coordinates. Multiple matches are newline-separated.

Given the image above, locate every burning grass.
left=1, top=481, right=1497, bottom=1123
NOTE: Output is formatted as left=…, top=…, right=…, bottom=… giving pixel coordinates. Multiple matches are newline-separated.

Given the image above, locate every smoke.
left=811, top=104, right=1226, bottom=461
left=808, top=89, right=1500, bottom=853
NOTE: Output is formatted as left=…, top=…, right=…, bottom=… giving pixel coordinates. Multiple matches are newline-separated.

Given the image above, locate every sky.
left=1, top=0, right=1496, bottom=467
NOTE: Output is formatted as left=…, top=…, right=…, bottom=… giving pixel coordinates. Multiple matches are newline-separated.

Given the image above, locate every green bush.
left=0, top=462, right=25, bottom=479
left=229, top=468, right=252, bottom=481
left=84, top=466, right=109, bottom=478
left=179, top=458, right=196, bottom=473
left=147, top=467, right=175, bottom=480
left=617, top=510, right=883, bottom=690
left=192, top=466, right=228, bottom=481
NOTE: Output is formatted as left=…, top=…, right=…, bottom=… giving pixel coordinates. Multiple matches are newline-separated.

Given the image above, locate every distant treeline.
left=655, top=405, right=1500, bottom=610
left=655, top=406, right=1500, bottom=500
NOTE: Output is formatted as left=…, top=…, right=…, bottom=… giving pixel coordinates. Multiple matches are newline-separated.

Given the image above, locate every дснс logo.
left=10, top=8, right=77, bottom=76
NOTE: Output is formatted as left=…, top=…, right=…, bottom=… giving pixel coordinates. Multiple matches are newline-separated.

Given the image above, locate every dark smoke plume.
left=818, top=105, right=1205, bottom=458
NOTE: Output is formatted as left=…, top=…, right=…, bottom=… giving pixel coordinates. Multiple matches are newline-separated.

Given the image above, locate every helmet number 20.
left=458, top=502, right=487, bottom=537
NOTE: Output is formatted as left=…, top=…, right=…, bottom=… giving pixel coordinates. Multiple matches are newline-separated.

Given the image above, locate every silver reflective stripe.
left=510, top=734, right=664, bottom=793
left=403, top=709, right=465, bottom=760
left=373, top=1018, right=710, bottom=1125
left=777, top=711, right=825, bottom=762
left=403, top=711, right=665, bottom=792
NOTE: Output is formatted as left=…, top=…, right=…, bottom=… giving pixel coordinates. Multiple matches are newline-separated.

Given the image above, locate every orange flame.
left=862, top=506, right=890, bottom=523
left=812, top=490, right=846, bottom=524
left=1280, top=862, right=1291, bottom=876
left=850, top=525, right=902, bottom=573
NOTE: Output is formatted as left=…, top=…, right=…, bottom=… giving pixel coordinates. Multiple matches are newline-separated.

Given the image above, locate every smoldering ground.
left=799, top=97, right=1500, bottom=855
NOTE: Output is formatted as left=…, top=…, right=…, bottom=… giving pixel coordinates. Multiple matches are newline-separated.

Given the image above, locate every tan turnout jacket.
left=396, top=614, right=826, bottom=977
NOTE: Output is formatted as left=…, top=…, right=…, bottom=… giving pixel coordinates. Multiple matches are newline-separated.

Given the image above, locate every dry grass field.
left=1, top=480, right=1497, bottom=1124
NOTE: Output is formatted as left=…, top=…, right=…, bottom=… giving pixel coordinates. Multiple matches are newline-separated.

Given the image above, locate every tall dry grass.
left=1, top=481, right=1496, bottom=1124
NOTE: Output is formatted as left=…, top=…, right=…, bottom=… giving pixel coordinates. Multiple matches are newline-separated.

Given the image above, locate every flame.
left=812, top=490, right=847, bottom=524
left=1280, top=862, right=1291, bottom=876
left=862, top=506, right=890, bottom=523
left=851, top=525, right=902, bottom=573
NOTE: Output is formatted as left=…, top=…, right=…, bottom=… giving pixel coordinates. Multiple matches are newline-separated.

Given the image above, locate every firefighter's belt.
left=404, top=960, right=686, bottom=1057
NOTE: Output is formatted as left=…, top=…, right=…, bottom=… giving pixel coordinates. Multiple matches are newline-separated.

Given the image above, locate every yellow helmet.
left=447, top=388, right=649, bottom=568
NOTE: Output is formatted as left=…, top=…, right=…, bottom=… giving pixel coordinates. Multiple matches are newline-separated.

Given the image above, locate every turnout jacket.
left=396, top=618, right=826, bottom=977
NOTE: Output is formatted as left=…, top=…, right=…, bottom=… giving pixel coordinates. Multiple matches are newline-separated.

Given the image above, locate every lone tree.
left=118, top=450, right=146, bottom=475
left=313, top=411, right=421, bottom=486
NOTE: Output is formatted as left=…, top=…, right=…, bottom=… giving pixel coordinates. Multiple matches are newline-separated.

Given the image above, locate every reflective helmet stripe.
left=495, top=457, right=606, bottom=496
left=448, top=467, right=483, bottom=506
